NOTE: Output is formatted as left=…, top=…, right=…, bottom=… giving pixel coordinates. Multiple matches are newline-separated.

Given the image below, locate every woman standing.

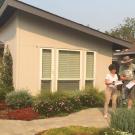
left=104, top=64, right=119, bottom=118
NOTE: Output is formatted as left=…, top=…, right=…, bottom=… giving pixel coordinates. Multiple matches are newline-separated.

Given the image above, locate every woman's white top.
left=105, top=74, right=118, bottom=83
left=105, top=74, right=118, bottom=88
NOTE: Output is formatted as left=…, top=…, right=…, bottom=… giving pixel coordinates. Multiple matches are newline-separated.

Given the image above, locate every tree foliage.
left=1, top=47, right=14, bottom=90
left=0, top=46, right=14, bottom=99
left=106, top=17, right=135, bottom=43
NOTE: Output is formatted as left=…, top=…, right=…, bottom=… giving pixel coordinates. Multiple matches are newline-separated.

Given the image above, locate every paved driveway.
left=0, top=108, right=109, bottom=135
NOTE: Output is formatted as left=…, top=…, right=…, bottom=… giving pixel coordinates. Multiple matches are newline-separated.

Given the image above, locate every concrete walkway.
left=0, top=108, right=109, bottom=135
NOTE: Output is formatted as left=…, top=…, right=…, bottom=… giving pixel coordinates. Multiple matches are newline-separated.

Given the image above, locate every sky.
left=20, top=0, right=135, bottom=32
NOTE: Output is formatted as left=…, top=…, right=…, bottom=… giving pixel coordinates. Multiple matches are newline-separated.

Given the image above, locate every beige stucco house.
left=0, top=0, right=133, bottom=95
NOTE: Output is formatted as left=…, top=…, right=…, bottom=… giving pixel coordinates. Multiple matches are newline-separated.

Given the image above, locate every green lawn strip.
left=36, top=126, right=107, bottom=135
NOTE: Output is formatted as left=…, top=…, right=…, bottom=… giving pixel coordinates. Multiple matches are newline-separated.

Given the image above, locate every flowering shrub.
left=8, top=107, right=39, bottom=121
left=34, top=89, right=104, bottom=117
left=34, top=96, right=75, bottom=117
left=6, top=90, right=33, bottom=109
left=110, top=108, right=135, bottom=134
left=79, top=90, right=104, bottom=107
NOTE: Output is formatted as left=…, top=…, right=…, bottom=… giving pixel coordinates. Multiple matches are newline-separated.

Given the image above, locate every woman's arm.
left=105, top=79, right=113, bottom=85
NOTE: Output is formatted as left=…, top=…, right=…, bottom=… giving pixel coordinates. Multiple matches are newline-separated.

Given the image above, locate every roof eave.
left=114, top=51, right=135, bottom=56
left=0, top=0, right=133, bottom=49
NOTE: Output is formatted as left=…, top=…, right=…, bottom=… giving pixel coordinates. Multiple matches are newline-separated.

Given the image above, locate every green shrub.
left=34, top=89, right=104, bottom=117
left=79, top=89, right=104, bottom=107
left=6, top=90, right=33, bottom=109
left=110, top=108, right=135, bottom=134
left=34, top=92, right=74, bottom=117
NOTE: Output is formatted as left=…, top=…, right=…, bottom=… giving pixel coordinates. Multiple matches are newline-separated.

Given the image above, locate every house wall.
left=15, top=11, right=112, bottom=95
left=0, top=13, right=18, bottom=88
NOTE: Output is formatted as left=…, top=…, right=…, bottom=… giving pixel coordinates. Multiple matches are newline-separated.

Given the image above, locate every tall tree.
left=0, top=46, right=14, bottom=100
left=106, top=17, right=135, bottom=43
left=1, top=46, right=14, bottom=91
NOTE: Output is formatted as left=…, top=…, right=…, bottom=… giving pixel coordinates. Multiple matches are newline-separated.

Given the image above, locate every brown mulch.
left=0, top=101, right=39, bottom=120
left=0, top=110, right=8, bottom=119
left=0, top=101, right=7, bottom=110
left=7, top=107, right=39, bottom=121
left=0, top=101, right=8, bottom=119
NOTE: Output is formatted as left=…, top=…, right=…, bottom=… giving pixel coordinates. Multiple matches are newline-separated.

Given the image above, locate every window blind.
left=42, top=49, right=52, bottom=79
left=86, top=52, right=94, bottom=79
left=58, top=50, right=80, bottom=79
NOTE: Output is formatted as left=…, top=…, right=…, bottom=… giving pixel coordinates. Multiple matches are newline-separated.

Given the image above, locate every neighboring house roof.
left=114, top=47, right=135, bottom=56
left=0, top=0, right=134, bottom=49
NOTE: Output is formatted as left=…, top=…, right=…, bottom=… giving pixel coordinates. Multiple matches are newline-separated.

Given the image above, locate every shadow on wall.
left=0, top=13, right=16, bottom=44
left=19, top=11, right=112, bottom=57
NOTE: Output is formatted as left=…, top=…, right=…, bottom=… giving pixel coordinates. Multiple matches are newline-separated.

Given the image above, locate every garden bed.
left=0, top=101, right=7, bottom=110
left=7, top=107, right=39, bottom=121
left=0, top=102, right=39, bottom=121
left=0, top=89, right=104, bottom=120
left=0, top=101, right=8, bottom=119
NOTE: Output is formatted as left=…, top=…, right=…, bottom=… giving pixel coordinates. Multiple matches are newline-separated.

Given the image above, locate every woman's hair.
left=108, top=64, right=116, bottom=71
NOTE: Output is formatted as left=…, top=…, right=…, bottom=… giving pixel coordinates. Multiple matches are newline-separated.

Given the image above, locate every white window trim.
left=39, top=48, right=96, bottom=92
left=80, top=50, right=85, bottom=90
left=86, top=78, right=95, bottom=80
left=41, top=78, right=52, bottom=80
left=58, top=78, right=80, bottom=80
left=93, top=52, right=96, bottom=87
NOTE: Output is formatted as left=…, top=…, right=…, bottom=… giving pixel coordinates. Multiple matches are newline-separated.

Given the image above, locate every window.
left=58, top=80, right=79, bottom=91
left=86, top=52, right=94, bottom=88
left=41, top=49, right=52, bottom=91
left=58, top=50, right=80, bottom=91
left=41, top=80, right=51, bottom=92
left=85, top=80, right=93, bottom=89
left=40, top=49, right=95, bottom=92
